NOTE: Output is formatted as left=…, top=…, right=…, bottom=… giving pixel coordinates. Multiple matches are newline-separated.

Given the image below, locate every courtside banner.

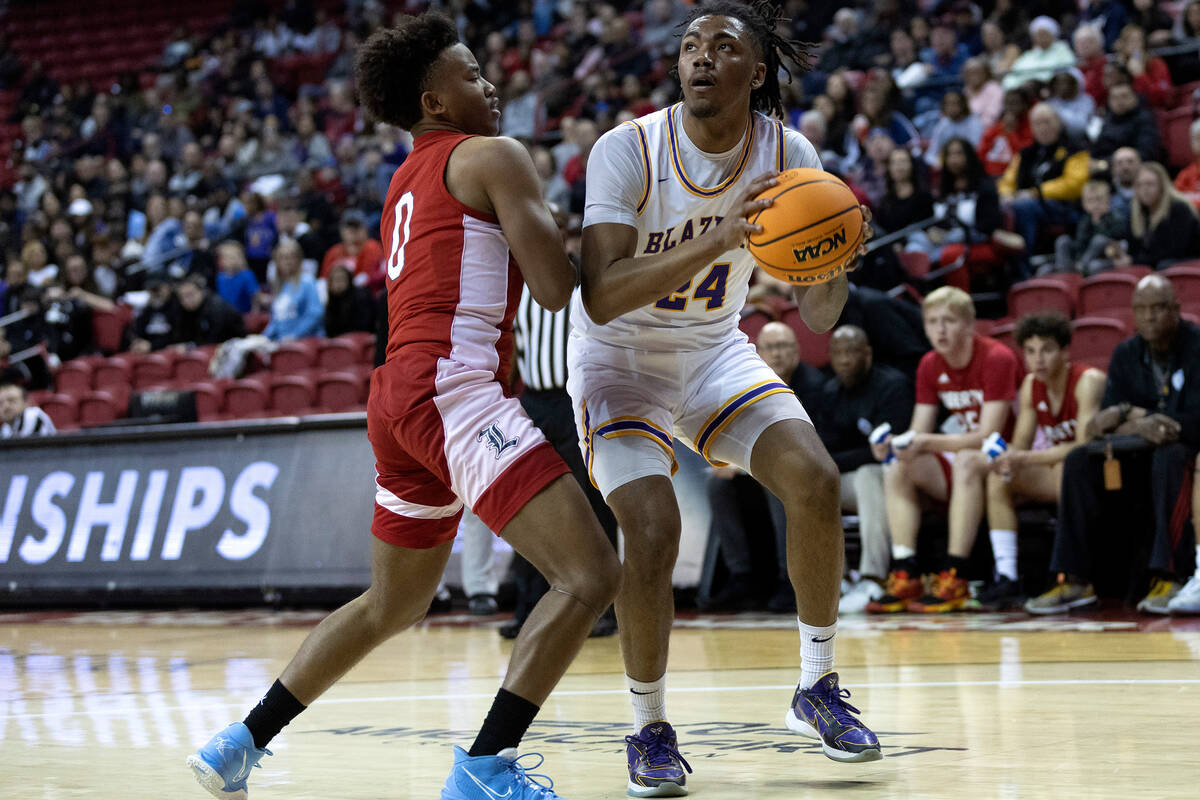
left=0, top=417, right=375, bottom=591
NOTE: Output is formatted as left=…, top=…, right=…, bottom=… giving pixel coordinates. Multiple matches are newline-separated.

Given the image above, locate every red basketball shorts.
left=367, top=358, right=568, bottom=549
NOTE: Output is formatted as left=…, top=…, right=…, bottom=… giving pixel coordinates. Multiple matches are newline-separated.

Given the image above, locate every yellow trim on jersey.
left=625, top=119, right=653, bottom=216
left=695, top=380, right=795, bottom=465
left=665, top=104, right=756, bottom=198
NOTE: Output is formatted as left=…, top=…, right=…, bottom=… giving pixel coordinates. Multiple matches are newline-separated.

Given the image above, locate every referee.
left=502, top=280, right=620, bottom=638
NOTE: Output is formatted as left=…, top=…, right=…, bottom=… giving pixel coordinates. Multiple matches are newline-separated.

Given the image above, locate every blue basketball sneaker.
left=441, top=745, right=566, bottom=799
left=785, top=672, right=882, bottom=763
left=625, top=721, right=692, bottom=797
left=186, top=722, right=272, bottom=799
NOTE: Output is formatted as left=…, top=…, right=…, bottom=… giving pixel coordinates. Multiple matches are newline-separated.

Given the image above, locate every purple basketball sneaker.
left=785, top=672, right=882, bottom=763
left=624, top=721, right=692, bottom=797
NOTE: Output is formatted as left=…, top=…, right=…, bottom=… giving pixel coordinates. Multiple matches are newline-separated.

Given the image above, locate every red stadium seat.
left=989, top=320, right=1021, bottom=361
left=269, top=375, right=315, bottom=416
left=336, top=331, right=376, bottom=364
left=1007, top=277, right=1076, bottom=319
left=133, top=352, right=175, bottom=389
left=897, top=250, right=931, bottom=278
left=91, top=305, right=133, bottom=355
left=778, top=305, right=831, bottom=369
left=738, top=308, right=773, bottom=342
left=1161, top=265, right=1200, bottom=306
left=1071, top=317, right=1130, bottom=371
left=1078, top=273, right=1140, bottom=317
left=55, top=360, right=94, bottom=395
left=92, top=357, right=133, bottom=391
left=173, top=351, right=212, bottom=382
left=1110, top=265, right=1152, bottom=280
left=317, top=338, right=358, bottom=370
left=271, top=341, right=317, bottom=374
left=316, top=373, right=363, bottom=412
left=224, top=380, right=268, bottom=417
left=78, top=390, right=120, bottom=427
left=39, top=394, right=79, bottom=428
left=189, top=382, right=224, bottom=421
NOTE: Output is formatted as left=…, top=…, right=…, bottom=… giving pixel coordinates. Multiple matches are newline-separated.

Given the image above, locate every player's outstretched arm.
left=792, top=274, right=849, bottom=334
left=471, top=137, right=576, bottom=311
left=580, top=173, right=778, bottom=324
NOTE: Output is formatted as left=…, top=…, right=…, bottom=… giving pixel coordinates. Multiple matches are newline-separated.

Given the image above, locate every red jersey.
left=377, top=130, right=521, bottom=397
left=916, top=335, right=1020, bottom=434
left=1032, top=362, right=1089, bottom=446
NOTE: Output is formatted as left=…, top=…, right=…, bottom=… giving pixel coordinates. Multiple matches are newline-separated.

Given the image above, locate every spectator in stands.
left=37, top=280, right=92, bottom=362
left=1169, top=0, right=1200, bottom=84
left=818, top=72, right=857, bottom=159
left=275, top=200, right=324, bottom=262
left=953, top=314, right=1107, bottom=610
left=1128, top=0, right=1174, bottom=46
left=932, top=137, right=1009, bottom=265
left=924, top=90, right=983, bottom=167
left=1090, top=81, right=1164, bottom=164
left=1111, top=163, right=1200, bottom=270
left=847, top=129, right=897, bottom=207
left=138, top=192, right=182, bottom=272
left=0, top=381, right=55, bottom=438
left=962, top=58, right=1004, bottom=128
left=819, top=8, right=884, bottom=73
left=868, top=287, right=1020, bottom=613
left=979, top=20, right=1020, bottom=77
left=1080, top=0, right=1130, bottom=49
left=2, top=260, right=28, bottom=316
left=1073, top=25, right=1108, bottom=106
left=165, top=210, right=218, bottom=285
left=916, top=25, right=970, bottom=117
left=1003, top=16, right=1075, bottom=90
left=999, top=103, right=1089, bottom=278
left=851, top=81, right=918, bottom=151
left=703, top=322, right=826, bottom=613
left=1051, top=179, right=1128, bottom=276
left=1026, top=275, right=1200, bottom=614
left=1172, top=119, right=1200, bottom=210
left=1047, top=68, right=1094, bottom=137
left=292, top=113, right=334, bottom=170
left=60, top=253, right=115, bottom=313
left=877, top=149, right=935, bottom=245
left=128, top=278, right=181, bottom=353
left=320, top=210, right=385, bottom=291
left=978, top=89, right=1032, bottom=177
left=242, top=192, right=277, bottom=282
left=21, top=239, right=54, bottom=287
left=323, top=264, right=375, bottom=339
left=175, top=273, right=246, bottom=348
left=1113, top=24, right=1174, bottom=109
left=262, top=239, right=323, bottom=342
left=819, top=326, right=913, bottom=614
left=797, top=111, right=844, bottom=175
left=1109, top=146, right=1143, bottom=216
left=215, top=241, right=260, bottom=315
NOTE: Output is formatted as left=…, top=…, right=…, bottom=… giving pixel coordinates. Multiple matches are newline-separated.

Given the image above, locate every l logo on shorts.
left=478, top=421, right=520, bottom=459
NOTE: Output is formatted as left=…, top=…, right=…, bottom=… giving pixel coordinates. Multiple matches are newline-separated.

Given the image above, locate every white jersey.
left=571, top=104, right=821, bottom=352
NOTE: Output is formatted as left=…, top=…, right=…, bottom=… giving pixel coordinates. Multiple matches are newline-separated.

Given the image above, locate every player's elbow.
left=580, top=286, right=617, bottom=325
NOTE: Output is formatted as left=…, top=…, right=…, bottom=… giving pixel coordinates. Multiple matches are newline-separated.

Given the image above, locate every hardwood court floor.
left=2, top=608, right=1199, bottom=799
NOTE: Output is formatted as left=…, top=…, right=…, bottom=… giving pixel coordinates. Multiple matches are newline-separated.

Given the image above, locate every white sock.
left=797, top=619, right=836, bottom=690
left=892, top=544, right=916, bottom=561
left=1193, top=545, right=1200, bottom=580
left=627, top=674, right=666, bottom=731
left=990, top=529, right=1019, bottom=581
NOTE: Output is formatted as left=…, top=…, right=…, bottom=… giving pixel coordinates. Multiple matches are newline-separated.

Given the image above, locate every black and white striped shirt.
left=513, top=286, right=570, bottom=391
left=1, top=406, right=56, bottom=439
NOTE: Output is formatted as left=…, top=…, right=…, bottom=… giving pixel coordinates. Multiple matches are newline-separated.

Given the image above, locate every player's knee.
left=363, top=588, right=424, bottom=639
left=953, top=451, right=988, bottom=484
left=774, top=449, right=840, bottom=514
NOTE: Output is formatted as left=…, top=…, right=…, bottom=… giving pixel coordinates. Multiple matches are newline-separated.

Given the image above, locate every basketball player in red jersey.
left=953, top=313, right=1105, bottom=611
left=868, top=286, right=1021, bottom=613
left=187, top=14, right=618, bottom=800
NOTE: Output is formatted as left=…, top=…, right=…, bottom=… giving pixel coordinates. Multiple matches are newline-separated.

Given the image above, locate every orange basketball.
left=746, top=168, right=863, bottom=285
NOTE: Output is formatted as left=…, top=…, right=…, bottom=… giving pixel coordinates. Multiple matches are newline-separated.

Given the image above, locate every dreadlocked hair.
left=675, top=0, right=817, bottom=120
left=356, top=11, right=459, bottom=130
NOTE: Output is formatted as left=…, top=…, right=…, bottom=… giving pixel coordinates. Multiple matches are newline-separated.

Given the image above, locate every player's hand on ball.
left=715, top=172, right=779, bottom=251
left=843, top=205, right=872, bottom=273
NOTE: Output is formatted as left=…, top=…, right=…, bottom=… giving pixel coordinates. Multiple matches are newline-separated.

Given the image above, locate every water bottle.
left=869, top=423, right=894, bottom=464
left=983, top=431, right=1007, bottom=461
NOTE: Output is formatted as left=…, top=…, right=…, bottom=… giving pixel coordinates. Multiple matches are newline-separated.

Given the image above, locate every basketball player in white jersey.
left=568, top=2, right=881, bottom=795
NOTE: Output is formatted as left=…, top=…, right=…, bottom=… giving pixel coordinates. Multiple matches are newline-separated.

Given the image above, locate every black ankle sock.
left=469, top=688, right=540, bottom=757
left=946, top=556, right=970, bottom=574
left=243, top=680, right=307, bottom=750
left=894, top=557, right=918, bottom=576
